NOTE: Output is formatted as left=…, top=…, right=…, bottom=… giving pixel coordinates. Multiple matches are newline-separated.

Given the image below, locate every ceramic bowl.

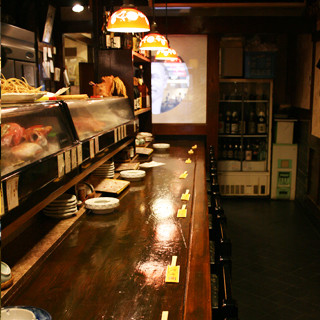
left=153, top=143, right=170, bottom=150
left=119, top=170, right=146, bottom=181
left=1, top=308, right=36, bottom=320
left=85, top=197, right=120, bottom=214
left=1, top=262, right=12, bottom=285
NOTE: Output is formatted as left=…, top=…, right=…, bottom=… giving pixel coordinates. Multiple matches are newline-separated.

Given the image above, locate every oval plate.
left=2, top=306, right=52, bottom=320
left=1, top=93, right=46, bottom=104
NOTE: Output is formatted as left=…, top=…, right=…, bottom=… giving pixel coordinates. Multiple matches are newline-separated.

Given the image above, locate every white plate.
left=153, top=143, right=170, bottom=150
left=51, top=194, right=77, bottom=204
left=120, top=170, right=146, bottom=181
left=1, top=93, right=46, bottom=104
left=43, top=206, right=78, bottom=214
left=85, top=197, right=120, bottom=212
left=45, top=201, right=77, bottom=208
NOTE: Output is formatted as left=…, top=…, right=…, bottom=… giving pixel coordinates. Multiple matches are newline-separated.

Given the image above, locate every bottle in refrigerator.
left=218, top=112, right=225, bottom=134
left=245, top=143, right=252, bottom=161
left=227, top=143, right=234, bottom=160
left=239, top=119, right=246, bottom=134
left=234, top=143, right=239, bottom=160
left=238, top=144, right=245, bottom=161
left=252, top=142, right=259, bottom=161
left=231, top=111, right=239, bottom=134
left=222, top=143, right=228, bottom=160
left=247, top=111, right=256, bottom=134
left=225, top=111, right=232, bottom=134
left=257, top=111, right=266, bottom=134
left=258, top=140, right=267, bottom=160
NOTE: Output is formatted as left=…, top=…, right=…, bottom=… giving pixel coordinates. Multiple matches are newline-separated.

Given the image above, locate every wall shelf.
left=134, top=107, right=151, bottom=116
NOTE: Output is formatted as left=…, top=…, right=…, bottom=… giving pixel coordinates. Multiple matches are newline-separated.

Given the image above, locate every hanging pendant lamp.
left=139, top=22, right=168, bottom=51
left=139, top=0, right=168, bottom=51
left=154, top=1, right=178, bottom=60
left=107, top=1, right=150, bottom=33
left=155, top=47, right=178, bottom=61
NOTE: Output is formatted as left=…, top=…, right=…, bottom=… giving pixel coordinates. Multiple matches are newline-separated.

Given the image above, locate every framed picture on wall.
left=312, top=40, right=320, bottom=139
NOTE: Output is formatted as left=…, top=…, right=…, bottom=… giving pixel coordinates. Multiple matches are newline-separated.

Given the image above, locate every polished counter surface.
left=3, top=140, right=211, bottom=320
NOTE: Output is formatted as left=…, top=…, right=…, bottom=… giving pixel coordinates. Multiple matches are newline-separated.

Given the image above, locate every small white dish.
left=119, top=170, right=146, bottom=181
left=85, top=197, right=120, bottom=214
left=153, top=143, right=170, bottom=150
left=1, top=308, right=36, bottom=320
left=1, top=262, right=12, bottom=287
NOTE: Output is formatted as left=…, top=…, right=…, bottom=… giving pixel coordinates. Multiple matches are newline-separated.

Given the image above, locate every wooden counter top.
left=2, top=140, right=211, bottom=320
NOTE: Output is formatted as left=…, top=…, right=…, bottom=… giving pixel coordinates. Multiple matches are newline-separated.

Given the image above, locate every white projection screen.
left=151, top=35, right=207, bottom=124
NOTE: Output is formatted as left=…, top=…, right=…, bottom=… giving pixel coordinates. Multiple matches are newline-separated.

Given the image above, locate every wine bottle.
left=245, top=143, right=252, bottom=161
left=231, top=111, right=239, bottom=134
left=225, top=111, right=232, bottom=134
left=247, top=111, right=256, bottom=134
left=218, top=112, right=225, bottom=134
left=137, top=65, right=147, bottom=108
left=257, top=111, right=266, bottom=134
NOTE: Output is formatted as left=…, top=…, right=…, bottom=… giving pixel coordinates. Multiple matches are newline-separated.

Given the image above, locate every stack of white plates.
left=43, top=194, right=77, bottom=219
left=93, top=161, right=115, bottom=178
left=85, top=197, right=120, bottom=214
left=120, top=170, right=146, bottom=181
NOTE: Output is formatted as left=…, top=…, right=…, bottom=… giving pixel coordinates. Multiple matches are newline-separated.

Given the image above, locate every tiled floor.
left=222, top=198, right=320, bottom=320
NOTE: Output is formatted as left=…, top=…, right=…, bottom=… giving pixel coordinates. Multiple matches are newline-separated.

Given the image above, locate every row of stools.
left=208, top=146, right=238, bottom=320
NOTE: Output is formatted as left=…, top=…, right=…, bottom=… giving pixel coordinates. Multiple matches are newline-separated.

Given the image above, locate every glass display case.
left=1, top=97, right=136, bottom=223
left=1, top=101, right=76, bottom=177
left=66, top=97, right=135, bottom=141
left=217, top=79, right=273, bottom=196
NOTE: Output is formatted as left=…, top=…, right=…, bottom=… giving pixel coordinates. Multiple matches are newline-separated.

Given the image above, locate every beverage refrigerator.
left=217, top=79, right=273, bottom=196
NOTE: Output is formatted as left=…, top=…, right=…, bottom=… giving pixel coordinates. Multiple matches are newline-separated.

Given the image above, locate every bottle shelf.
left=219, top=134, right=268, bottom=138
left=219, top=100, right=269, bottom=103
left=134, top=107, right=151, bottom=116
left=132, top=51, right=150, bottom=63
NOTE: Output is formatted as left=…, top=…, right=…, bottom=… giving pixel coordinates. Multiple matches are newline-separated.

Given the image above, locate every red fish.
left=1, top=123, right=25, bottom=147
left=23, top=125, right=52, bottom=147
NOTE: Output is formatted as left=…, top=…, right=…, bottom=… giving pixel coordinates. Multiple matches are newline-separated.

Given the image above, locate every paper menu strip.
left=57, top=153, right=65, bottom=178
left=65, top=150, right=71, bottom=173
left=177, top=204, right=187, bottom=218
left=179, top=171, right=188, bottom=179
left=161, top=311, right=169, bottom=320
left=89, top=139, right=95, bottom=159
left=181, top=189, right=190, bottom=201
left=165, top=265, right=180, bottom=283
left=6, top=176, right=19, bottom=211
left=71, top=147, right=77, bottom=170
left=77, top=144, right=83, bottom=165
